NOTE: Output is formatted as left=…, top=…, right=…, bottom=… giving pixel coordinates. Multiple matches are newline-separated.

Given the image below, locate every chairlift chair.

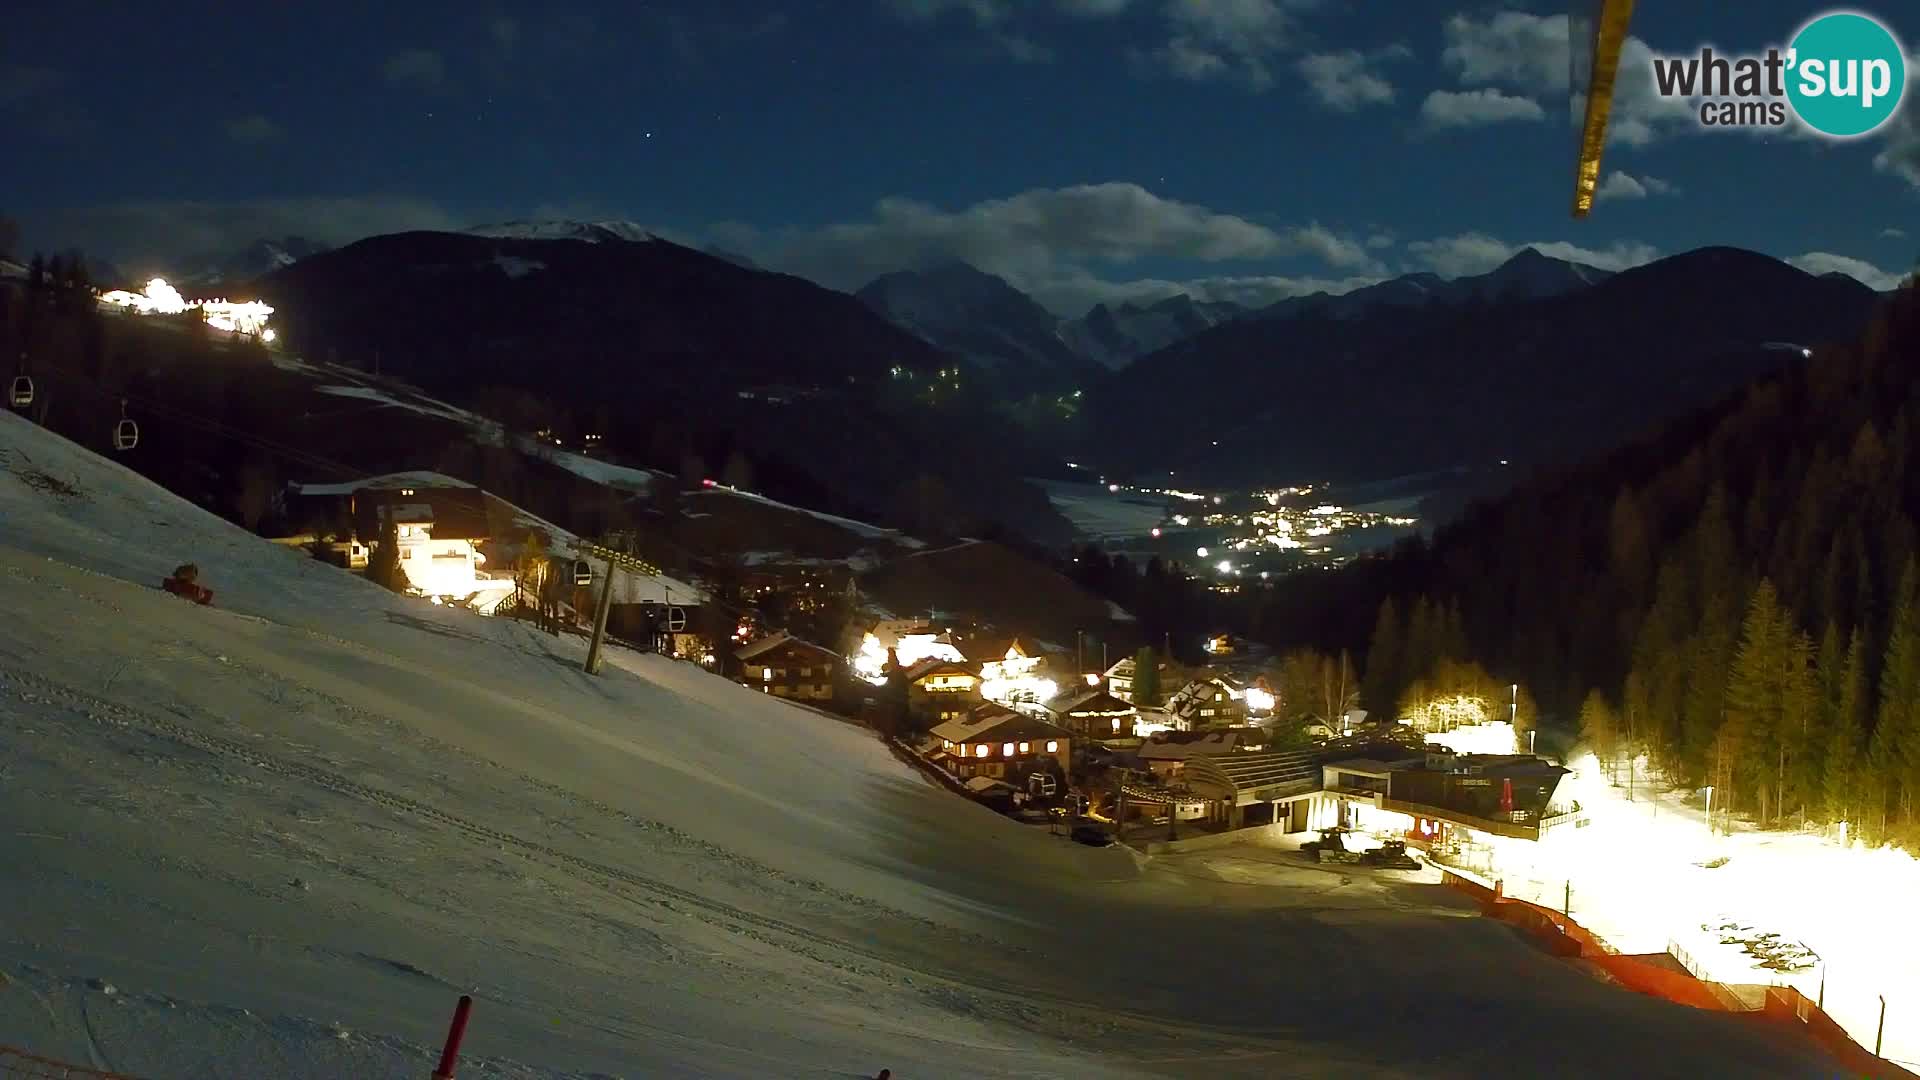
left=8, top=375, right=30, bottom=408
left=113, top=401, right=138, bottom=451
left=572, top=559, right=593, bottom=586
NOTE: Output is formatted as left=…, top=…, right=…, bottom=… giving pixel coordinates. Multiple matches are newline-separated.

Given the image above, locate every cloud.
left=32, top=196, right=462, bottom=268
left=995, top=35, right=1054, bottom=63
left=884, top=0, right=1006, bottom=23
left=1418, top=88, right=1545, bottom=129
left=1876, top=111, right=1920, bottom=188
left=1296, top=47, right=1406, bottom=111
left=383, top=49, right=448, bottom=92
left=1057, top=0, right=1134, bottom=13
left=1407, top=232, right=1659, bottom=277
left=225, top=114, right=283, bottom=143
left=1884, top=228, right=1909, bottom=239
left=1153, top=0, right=1320, bottom=90
left=1438, top=12, right=1694, bottom=146
left=1787, top=252, right=1906, bottom=291
left=707, top=182, right=1378, bottom=313
left=880, top=0, right=1055, bottom=61
left=1594, top=170, right=1677, bottom=201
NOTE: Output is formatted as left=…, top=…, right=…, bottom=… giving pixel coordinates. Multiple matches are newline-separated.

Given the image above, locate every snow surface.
left=684, top=488, right=924, bottom=548
left=292, top=471, right=476, bottom=497
left=313, top=384, right=485, bottom=427
left=465, top=221, right=657, bottom=244
left=1493, top=754, right=1920, bottom=1071
left=518, top=441, right=661, bottom=496
left=0, top=411, right=1840, bottom=1078
left=1034, top=480, right=1166, bottom=541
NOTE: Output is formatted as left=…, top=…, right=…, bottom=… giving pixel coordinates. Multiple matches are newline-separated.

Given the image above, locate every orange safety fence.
left=1762, top=988, right=1920, bottom=1080
left=0, top=1047, right=141, bottom=1079
left=1441, top=871, right=1916, bottom=1077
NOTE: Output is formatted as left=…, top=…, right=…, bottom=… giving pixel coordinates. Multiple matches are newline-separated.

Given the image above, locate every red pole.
left=432, top=995, right=474, bottom=1080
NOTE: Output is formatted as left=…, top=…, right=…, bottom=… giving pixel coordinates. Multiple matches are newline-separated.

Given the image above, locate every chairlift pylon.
left=114, top=399, right=138, bottom=451
left=8, top=375, right=31, bottom=408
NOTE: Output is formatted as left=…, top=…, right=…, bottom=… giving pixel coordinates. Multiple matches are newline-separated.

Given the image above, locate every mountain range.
left=848, top=247, right=1616, bottom=379
left=172, top=236, right=332, bottom=292
left=147, top=223, right=1895, bottom=546
left=251, top=228, right=1075, bottom=543
left=1084, top=247, right=1883, bottom=487
left=1060, top=294, right=1247, bottom=370
left=855, top=261, right=1097, bottom=389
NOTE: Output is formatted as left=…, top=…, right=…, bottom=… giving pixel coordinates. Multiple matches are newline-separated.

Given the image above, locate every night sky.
left=6, top=1, right=1915, bottom=314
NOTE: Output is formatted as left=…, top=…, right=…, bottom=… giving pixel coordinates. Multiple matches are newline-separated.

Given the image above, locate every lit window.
left=1002, top=742, right=1015, bottom=756
left=799, top=667, right=812, bottom=677
left=1111, top=718, right=1122, bottom=731
left=1046, top=741, right=1059, bottom=753
left=762, top=667, right=772, bottom=682
left=974, top=744, right=989, bottom=758
left=1018, top=742, right=1030, bottom=754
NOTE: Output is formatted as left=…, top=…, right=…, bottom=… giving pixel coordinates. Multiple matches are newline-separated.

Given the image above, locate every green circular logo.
left=1786, top=12, right=1907, bottom=138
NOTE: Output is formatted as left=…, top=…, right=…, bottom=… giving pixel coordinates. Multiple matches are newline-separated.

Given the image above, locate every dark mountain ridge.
left=855, top=260, right=1099, bottom=388
left=1084, top=246, right=1881, bottom=488
left=255, top=230, right=1075, bottom=542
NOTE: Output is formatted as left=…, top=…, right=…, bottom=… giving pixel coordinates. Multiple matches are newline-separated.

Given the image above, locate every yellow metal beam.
left=1573, top=0, right=1638, bottom=218
left=576, top=541, right=663, bottom=580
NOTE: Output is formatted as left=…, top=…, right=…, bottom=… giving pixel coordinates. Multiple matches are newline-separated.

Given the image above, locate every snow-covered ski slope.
left=0, top=412, right=1834, bottom=1078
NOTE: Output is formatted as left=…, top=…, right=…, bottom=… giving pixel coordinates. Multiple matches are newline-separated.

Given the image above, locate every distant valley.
left=78, top=225, right=1895, bottom=552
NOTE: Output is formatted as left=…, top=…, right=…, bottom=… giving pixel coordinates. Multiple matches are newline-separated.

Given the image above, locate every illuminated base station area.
left=1113, top=715, right=1919, bottom=1070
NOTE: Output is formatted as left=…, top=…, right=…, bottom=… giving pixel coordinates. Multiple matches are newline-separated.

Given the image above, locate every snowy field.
left=1488, top=754, right=1920, bottom=1070
left=1033, top=481, right=1165, bottom=541
left=0, top=412, right=1840, bottom=1078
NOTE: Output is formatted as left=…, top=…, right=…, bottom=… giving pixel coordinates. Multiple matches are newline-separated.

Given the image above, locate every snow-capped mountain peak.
left=1059, top=292, right=1247, bottom=370
left=465, top=220, right=658, bottom=244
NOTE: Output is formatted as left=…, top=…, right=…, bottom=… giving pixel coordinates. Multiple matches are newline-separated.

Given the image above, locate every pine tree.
left=1132, top=647, right=1162, bottom=708
left=1782, top=630, right=1819, bottom=821
left=1878, top=560, right=1920, bottom=827
left=1578, top=689, right=1619, bottom=779
left=1362, top=597, right=1402, bottom=716
left=1405, top=596, right=1437, bottom=680
left=1724, top=579, right=1789, bottom=824
left=1823, top=628, right=1868, bottom=828
left=367, top=520, right=405, bottom=593
left=1440, top=600, right=1469, bottom=664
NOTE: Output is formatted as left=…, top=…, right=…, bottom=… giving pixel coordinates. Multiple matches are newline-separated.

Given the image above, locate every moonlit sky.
left=6, top=1, right=1915, bottom=313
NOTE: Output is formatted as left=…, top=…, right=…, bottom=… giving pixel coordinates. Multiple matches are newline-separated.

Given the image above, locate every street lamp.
left=1704, top=785, right=1716, bottom=837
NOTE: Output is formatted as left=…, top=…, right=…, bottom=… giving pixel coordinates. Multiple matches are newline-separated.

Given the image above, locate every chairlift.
left=113, top=400, right=138, bottom=451
left=8, top=375, right=31, bottom=408
left=572, top=559, right=593, bottom=586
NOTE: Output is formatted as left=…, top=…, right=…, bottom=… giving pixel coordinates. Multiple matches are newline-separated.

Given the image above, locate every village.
left=273, top=466, right=1588, bottom=883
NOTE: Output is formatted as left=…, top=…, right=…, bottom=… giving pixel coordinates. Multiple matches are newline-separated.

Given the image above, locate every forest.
left=1256, top=277, right=1920, bottom=847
